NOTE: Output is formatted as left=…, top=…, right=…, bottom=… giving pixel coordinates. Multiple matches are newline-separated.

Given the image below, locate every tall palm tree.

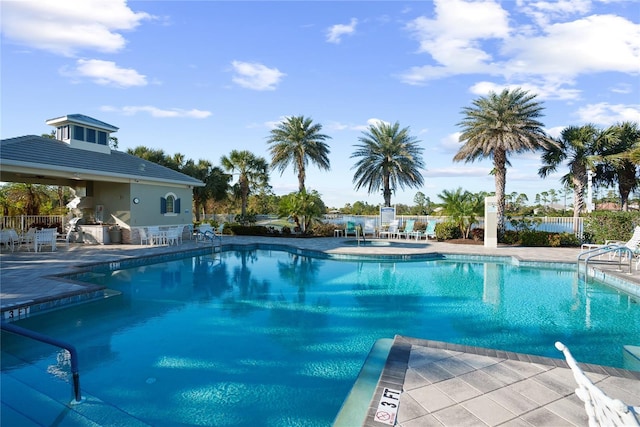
left=351, top=121, right=425, bottom=207
left=538, top=124, right=607, bottom=218
left=597, top=122, right=640, bottom=211
left=267, top=115, right=331, bottom=192
left=182, top=159, right=230, bottom=221
left=454, top=88, right=554, bottom=232
left=220, top=150, right=269, bottom=217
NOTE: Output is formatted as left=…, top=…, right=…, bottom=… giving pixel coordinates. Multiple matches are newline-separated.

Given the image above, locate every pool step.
left=1, top=353, right=150, bottom=427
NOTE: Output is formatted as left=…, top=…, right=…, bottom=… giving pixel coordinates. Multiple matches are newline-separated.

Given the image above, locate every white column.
left=484, top=196, right=498, bottom=248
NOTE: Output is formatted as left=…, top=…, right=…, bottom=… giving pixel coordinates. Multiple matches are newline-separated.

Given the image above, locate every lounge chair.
left=379, top=219, right=399, bottom=239
left=398, top=219, right=419, bottom=240
left=555, top=341, right=640, bottom=426
left=363, top=219, right=377, bottom=238
left=421, top=221, right=437, bottom=240
left=345, top=221, right=358, bottom=238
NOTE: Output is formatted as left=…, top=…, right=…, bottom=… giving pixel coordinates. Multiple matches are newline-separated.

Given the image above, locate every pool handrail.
left=1, top=321, right=82, bottom=404
left=577, top=244, right=633, bottom=275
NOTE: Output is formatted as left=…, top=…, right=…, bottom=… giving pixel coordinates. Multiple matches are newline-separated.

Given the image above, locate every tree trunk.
left=383, top=173, right=392, bottom=207
left=572, top=169, right=586, bottom=218
left=493, top=149, right=507, bottom=233
left=297, top=164, right=306, bottom=193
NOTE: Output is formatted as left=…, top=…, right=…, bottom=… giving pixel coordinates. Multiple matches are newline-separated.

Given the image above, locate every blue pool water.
left=2, top=248, right=639, bottom=426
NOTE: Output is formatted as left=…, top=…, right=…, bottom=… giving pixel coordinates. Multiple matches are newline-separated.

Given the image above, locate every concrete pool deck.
left=1, top=236, right=639, bottom=426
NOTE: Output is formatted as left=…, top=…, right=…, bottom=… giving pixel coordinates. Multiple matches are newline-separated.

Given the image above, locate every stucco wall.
left=128, top=183, right=193, bottom=227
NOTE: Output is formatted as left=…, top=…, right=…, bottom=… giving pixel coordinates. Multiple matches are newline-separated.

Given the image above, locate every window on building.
left=161, top=193, right=180, bottom=215
left=56, top=125, right=69, bottom=140
left=86, top=128, right=96, bottom=143
left=98, top=131, right=108, bottom=146
left=73, top=125, right=84, bottom=141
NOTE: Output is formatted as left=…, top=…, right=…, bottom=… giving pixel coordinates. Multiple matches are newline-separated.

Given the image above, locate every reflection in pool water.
left=2, top=248, right=638, bottom=426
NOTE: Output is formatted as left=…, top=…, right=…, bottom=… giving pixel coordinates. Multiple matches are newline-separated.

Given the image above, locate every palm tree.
left=454, top=88, right=554, bottom=232
left=539, top=125, right=606, bottom=218
left=597, top=122, right=640, bottom=211
left=351, top=121, right=425, bottom=207
left=182, top=159, right=230, bottom=221
left=220, top=150, right=269, bottom=217
left=267, top=115, right=331, bottom=192
left=438, top=187, right=484, bottom=239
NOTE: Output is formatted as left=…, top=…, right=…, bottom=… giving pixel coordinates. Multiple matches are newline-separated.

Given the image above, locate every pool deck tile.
left=1, top=236, right=640, bottom=427
left=364, top=336, right=640, bottom=427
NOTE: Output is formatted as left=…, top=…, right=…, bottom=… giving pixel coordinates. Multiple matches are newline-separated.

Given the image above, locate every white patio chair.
left=20, top=228, right=36, bottom=251
left=34, top=228, right=57, bottom=252
left=379, top=219, right=399, bottom=239
left=147, top=226, right=166, bottom=245
left=166, top=227, right=182, bottom=246
left=1, top=229, right=20, bottom=252
left=555, top=341, right=640, bottom=427
left=139, top=227, right=151, bottom=245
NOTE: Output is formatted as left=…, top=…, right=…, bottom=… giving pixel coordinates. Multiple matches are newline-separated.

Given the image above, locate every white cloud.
left=401, top=0, right=640, bottom=97
left=469, top=80, right=581, bottom=100
left=352, top=118, right=390, bottom=132
left=64, top=59, right=147, bottom=87
left=326, top=18, right=358, bottom=44
left=0, top=0, right=152, bottom=56
left=503, top=14, right=640, bottom=78
left=575, top=103, right=640, bottom=125
left=401, top=0, right=510, bottom=84
left=231, top=61, right=285, bottom=91
left=517, top=0, right=592, bottom=26
left=101, top=105, right=211, bottom=119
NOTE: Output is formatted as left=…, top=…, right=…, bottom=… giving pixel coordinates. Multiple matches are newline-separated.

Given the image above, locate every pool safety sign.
left=374, top=387, right=401, bottom=425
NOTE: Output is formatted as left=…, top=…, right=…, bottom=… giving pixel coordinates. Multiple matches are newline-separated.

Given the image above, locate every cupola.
left=45, top=114, right=119, bottom=154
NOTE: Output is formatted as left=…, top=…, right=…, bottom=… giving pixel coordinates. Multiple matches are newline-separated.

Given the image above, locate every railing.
left=1, top=215, right=65, bottom=233
left=1, top=321, right=82, bottom=404
left=324, top=215, right=584, bottom=238
left=577, top=245, right=633, bottom=276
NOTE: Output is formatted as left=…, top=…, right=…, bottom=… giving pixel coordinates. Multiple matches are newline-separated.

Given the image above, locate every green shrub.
left=435, top=222, right=461, bottom=240
left=520, top=231, right=549, bottom=246
left=500, top=230, right=520, bottom=245
left=228, top=224, right=269, bottom=236
left=310, top=222, right=339, bottom=237
left=519, top=230, right=581, bottom=247
left=281, top=226, right=291, bottom=235
left=583, top=211, right=640, bottom=244
left=557, top=232, right=580, bottom=247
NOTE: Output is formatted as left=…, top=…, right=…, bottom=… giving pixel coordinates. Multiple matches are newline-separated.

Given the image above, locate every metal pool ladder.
left=1, top=321, right=83, bottom=404
left=577, top=245, right=634, bottom=278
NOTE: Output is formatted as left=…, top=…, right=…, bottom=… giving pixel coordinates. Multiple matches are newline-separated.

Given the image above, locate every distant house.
left=0, top=114, right=204, bottom=244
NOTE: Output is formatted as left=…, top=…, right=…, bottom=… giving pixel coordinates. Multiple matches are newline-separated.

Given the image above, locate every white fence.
left=325, top=215, right=584, bottom=237
left=1, top=215, right=66, bottom=232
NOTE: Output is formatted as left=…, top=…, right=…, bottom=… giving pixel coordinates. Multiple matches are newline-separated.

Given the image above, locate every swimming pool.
left=2, top=248, right=639, bottom=426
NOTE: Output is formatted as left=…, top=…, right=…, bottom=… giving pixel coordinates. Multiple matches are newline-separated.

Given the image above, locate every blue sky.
left=2, top=0, right=639, bottom=209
